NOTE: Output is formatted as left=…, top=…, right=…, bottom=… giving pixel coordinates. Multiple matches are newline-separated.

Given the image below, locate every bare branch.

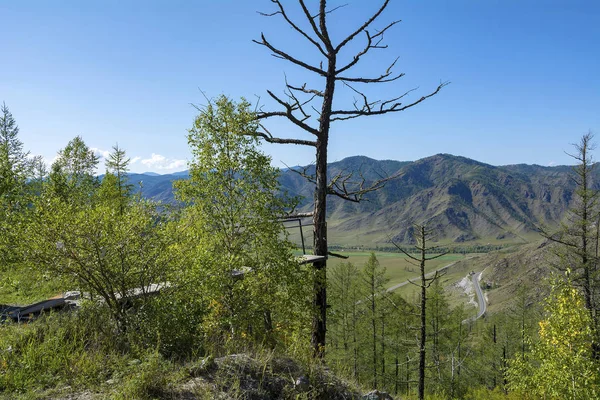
left=288, top=82, right=324, bottom=97
left=257, top=90, right=320, bottom=136
left=336, top=20, right=400, bottom=76
left=298, top=0, right=327, bottom=46
left=253, top=130, right=316, bottom=147
left=328, top=251, right=349, bottom=259
left=258, top=0, right=328, bottom=57
left=424, top=252, right=449, bottom=262
left=281, top=211, right=314, bottom=219
left=283, top=75, right=319, bottom=121
left=390, top=239, right=420, bottom=262
left=327, top=168, right=401, bottom=203
left=342, top=81, right=381, bottom=113
left=331, top=82, right=450, bottom=121
left=338, top=56, right=403, bottom=84
left=284, top=163, right=317, bottom=185
left=335, top=0, right=391, bottom=52
left=317, top=0, right=334, bottom=52
left=311, top=3, right=348, bottom=20
left=253, top=33, right=327, bottom=76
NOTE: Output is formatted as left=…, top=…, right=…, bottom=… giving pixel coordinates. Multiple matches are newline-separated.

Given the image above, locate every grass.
left=0, top=309, right=364, bottom=400
left=286, top=216, right=544, bottom=251
left=327, top=251, right=469, bottom=289
left=0, top=265, right=69, bottom=305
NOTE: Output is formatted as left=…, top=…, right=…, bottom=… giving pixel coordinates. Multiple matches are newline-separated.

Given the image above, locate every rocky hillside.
left=131, top=154, right=596, bottom=246
left=281, top=154, right=591, bottom=246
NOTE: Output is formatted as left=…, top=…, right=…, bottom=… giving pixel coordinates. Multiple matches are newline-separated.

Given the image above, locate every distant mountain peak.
left=421, top=153, right=491, bottom=167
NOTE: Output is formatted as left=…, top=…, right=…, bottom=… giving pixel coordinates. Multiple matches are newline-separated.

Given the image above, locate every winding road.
left=472, top=271, right=486, bottom=319
left=384, top=260, right=487, bottom=322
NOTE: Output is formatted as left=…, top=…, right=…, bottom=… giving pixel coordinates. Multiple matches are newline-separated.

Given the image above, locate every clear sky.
left=1, top=1, right=599, bottom=173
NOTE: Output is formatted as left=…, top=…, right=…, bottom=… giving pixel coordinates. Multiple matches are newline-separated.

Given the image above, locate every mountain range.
left=129, top=154, right=592, bottom=247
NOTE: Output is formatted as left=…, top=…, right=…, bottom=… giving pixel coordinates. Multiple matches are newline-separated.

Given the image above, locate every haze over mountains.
left=130, top=154, right=591, bottom=247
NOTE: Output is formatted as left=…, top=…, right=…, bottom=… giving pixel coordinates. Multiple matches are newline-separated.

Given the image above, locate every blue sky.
left=1, top=0, right=599, bottom=173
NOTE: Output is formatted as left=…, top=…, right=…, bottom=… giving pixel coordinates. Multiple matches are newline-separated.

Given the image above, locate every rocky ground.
left=30, top=354, right=397, bottom=400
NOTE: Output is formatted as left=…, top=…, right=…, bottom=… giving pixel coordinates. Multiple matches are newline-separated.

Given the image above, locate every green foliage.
left=49, top=135, right=99, bottom=204
left=20, top=138, right=177, bottom=338
left=0, top=306, right=122, bottom=392
left=0, top=264, right=68, bottom=305
left=125, top=289, right=206, bottom=359
left=113, top=350, right=176, bottom=400
left=0, top=103, right=37, bottom=269
left=101, top=144, right=133, bottom=213
left=464, top=387, right=523, bottom=400
left=506, top=277, right=600, bottom=399
left=0, top=102, right=30, bottom=206
left=328, top=254, right=425, bottom=395
left=173, top=95, right=309, bottom=352
left=25, top=195, right=175, bottom=334
left=544, top=133, right=600, bottom=365
left=328, top=261, right=361, bottom=374
left=361, top=253, right=389, bottom=388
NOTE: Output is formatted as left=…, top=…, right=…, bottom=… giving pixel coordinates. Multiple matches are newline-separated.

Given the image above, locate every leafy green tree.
left=49, top=136, right=99, bottom=204
left=174, top=95, right=309, bottom=350
left=506, top=276, right=600, bottom=399
left=26, top=195, right=174, bottom=335
left=446, top=305, right=471, bottom=398
left=24, top=139, right=174, bottom=337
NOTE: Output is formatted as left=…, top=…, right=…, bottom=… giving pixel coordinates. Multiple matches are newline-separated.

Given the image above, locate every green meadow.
left=326, top=251, right=469, bottom=289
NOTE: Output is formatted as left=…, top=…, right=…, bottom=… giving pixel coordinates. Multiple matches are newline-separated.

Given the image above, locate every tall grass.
left=0, top=305, right=122, bottom=392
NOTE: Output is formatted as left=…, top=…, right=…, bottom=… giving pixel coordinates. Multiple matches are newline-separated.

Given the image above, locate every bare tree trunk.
left=353, top=289, right=358, bottom=380
left=370, top=268, right=378, bottom=388
left=418, top=251, right=426, bottom=400
left=392, top=225, right=446, bottom=400
left=406, top=354, right=410, bottom=395
left=381, top=312, right=386, bottom=388
left=311, top=64, right=335, bottom=356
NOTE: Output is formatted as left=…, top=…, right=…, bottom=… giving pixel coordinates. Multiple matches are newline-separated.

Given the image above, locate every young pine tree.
left=100, top=144, right=133, bottom=213
left=361, top=253, right=389, bottom=389
left=0, top=102, right=30, bottom=206
left=328, top=261, right=361, bottom=372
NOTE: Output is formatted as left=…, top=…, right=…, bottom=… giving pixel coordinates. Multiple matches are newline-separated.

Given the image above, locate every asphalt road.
left=384, top=259, right=487, bottom=322
left=472, top=271, right=486, bottom=319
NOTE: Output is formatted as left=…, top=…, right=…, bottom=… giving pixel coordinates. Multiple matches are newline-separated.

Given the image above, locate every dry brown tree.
left=252, top=0, right=448, bottom=357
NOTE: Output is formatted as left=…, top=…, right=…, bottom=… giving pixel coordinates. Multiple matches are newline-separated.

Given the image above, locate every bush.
left=125, top=292, right=207, bottom=360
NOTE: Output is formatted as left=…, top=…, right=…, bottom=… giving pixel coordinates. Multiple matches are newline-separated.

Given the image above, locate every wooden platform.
left=298, top=255, right=327, bottom=265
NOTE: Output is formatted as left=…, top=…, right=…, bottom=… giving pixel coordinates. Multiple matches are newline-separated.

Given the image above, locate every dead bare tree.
left=252, top=0, right=448, bottom=357
left=391, top=224, right=447, bottom=400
